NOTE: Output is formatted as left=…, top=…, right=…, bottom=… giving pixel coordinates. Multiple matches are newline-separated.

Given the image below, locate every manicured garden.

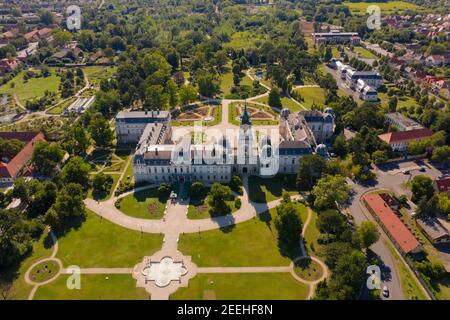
left=56, top=210, right=163, bottom=268
left=117, top=188, right=167, bottom=220
left=254, top=94, right=304, bottom=111
left=180, top=203, right=309, bottom=267
left=171, top=273, right=309, bottom=300
left=228, top=102, right=278, bottom=126
left=28, top=260, right=60, bottom=283
left=34, top=274, right=148, bottom=300
left=294, top=258, right=324, bottom=282
left=248, top=175, right=297, bottom=203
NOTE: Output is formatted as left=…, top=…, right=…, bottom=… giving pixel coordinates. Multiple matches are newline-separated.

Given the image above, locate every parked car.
left=418, top=166, right=426, bottom=172
left=382, top=286, right=389, bottom=298
left=402, top=169, right=410, bottom=174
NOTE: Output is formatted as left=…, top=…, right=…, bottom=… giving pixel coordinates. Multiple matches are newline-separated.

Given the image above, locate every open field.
left=224, top=31, right=267, bottom=50
left=46, top=96, right=77, bottom=115
left=343, top=1, right=428, bottom=15
left=34, top=274, right=149, bottom=300
left=56, top=210, right=163, bottom=268
left=82, top=66, right=117, bottom=86
left=254, top=94, right=304, bottom=111
left=293, top=87, right=326, bottom=109
left=171, top=273, right=309, bottom=300
left=0, top=69, right=61, bottom=105
left=353, top=47, right=378, bottom=60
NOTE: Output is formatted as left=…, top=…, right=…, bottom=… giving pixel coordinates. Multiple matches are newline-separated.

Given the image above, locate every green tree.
left=268, top=87, right=282, bottom=109
left=179, top=85, right=198, bottom=106
left=189, top=182, right=206, bottom=198
left=157, top=183, right=171, bottom=199
left=296, top=154, right=328, bottom=191
left=431, top=145, right=450, bottom=163
left=39, top=10, right=55, bottom=25
left=92, top=173, right=113, bottom=200
left=45, top=183, right=85, bottom=230
left=356, top=221, right=380, bottom=249
left=312, top=175, right=350, bottom=210
left=388, top=96, right=398, bottom=112
left=64, top=124, right=90, bottom=155
left=32, top=141, right=64, bottom=176
left=89, top=117, right=113, bottom=148
left=411, top=175, right=434, bottom=203
left=274, top=202, right=303, bottom=256
left=144, top=85, right=169, bottom=110
left=208, top=183, right=231, bottom=214
left=197, top=74, right=219, bottom=97
left=60, top=156, right=91, bottom=190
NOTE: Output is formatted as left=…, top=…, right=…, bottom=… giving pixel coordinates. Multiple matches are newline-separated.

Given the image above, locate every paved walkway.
left=85, top=177, right=301, bottom=234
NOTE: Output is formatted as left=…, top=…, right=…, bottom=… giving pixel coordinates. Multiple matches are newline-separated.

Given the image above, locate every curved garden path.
left=25, top=230, right=63, bottom=300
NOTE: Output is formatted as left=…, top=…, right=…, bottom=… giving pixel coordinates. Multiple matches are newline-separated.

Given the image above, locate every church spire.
left=240, top=100, right=252, bottom=126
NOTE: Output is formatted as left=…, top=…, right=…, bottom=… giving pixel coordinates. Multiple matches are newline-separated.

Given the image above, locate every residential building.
left=356, top=79, right=378, bottom=101
left=434, top=176, right=450, bottom=195
left=385, top=112, right=423, bottom=131
left=377, top=128, right=433, bottom=152
left=346, top=70, right=383, bottom=89
left=362, top=193, right=422, bottom=255
left=416, top=217, right=450, bottom=244
left=0, top=132, right=45, bottom=186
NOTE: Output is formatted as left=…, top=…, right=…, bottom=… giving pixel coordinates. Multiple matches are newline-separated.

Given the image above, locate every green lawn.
left=56, top=210, right=163, bottom=268
left=378, top=92, right=419, bottom=110
left=254, top=94, right=303, bottom=112
left=171, top=273, right=309, bottom=300
left=293, top=87, right=326, bottom=109
left=82, top=66, right=117, bottom=86
left=34, top=274, right=149, bottom=300
left=225, top=31, right=266, bottom=50
left=248, top=175, right=298, bottom=203
left=0, top=69, right=61, bottom=104
left=343, top=1, right=427, bottom=15
left=180, top=203, right=308, bottom=267
left=302, top=208, right=322, bottom=256
left=118, top=188, right=166, bottom=220
left=353, top=47, right=378, bottom=60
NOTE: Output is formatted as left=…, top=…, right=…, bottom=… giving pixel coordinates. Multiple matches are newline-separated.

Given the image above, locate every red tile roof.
left=0, top=132, right=45, bottom=179
left=362, top=194, right=421, bottom=254
left=435, top=177, right=450, bottom=193
left=378, top=128, right=433, bottom=144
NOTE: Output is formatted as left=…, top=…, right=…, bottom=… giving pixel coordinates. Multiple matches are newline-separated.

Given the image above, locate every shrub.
left=234, top=197, right=241, bottom=209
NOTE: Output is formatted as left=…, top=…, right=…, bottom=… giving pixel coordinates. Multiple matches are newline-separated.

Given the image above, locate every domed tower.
left=237, top=101, right=255, bottom=174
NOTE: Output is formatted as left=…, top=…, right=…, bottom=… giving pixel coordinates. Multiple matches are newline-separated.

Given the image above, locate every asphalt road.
left=345, top=159, right=443, bottom=300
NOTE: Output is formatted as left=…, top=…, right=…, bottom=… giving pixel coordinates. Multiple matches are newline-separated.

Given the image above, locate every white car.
left=402, top=169, right=410, bottom=174
left=382, top=286, right=389, bottom=298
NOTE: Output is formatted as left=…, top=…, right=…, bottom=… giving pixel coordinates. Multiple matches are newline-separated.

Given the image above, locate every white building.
left=385, top=112, right=423, bottom=131
left=115, top=110, right=171, bottom=144
left=128, top=106, right=335, bottom=184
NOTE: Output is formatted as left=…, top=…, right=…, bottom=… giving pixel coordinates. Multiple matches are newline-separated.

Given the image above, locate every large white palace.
left=116, top=106, right=335, bottom=184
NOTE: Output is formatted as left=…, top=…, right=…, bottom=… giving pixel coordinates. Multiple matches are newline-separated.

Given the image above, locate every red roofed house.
left=0, top=132, right=45, bottom=186
left=0, top=58, right=20, bottom=76
left=378, top=128, right=433, bottom=152
left=434, top=177, right=450, bottom=195
left=362, top=193, right=422, bottom=255
left=24, top=27, right=54, bottom=43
